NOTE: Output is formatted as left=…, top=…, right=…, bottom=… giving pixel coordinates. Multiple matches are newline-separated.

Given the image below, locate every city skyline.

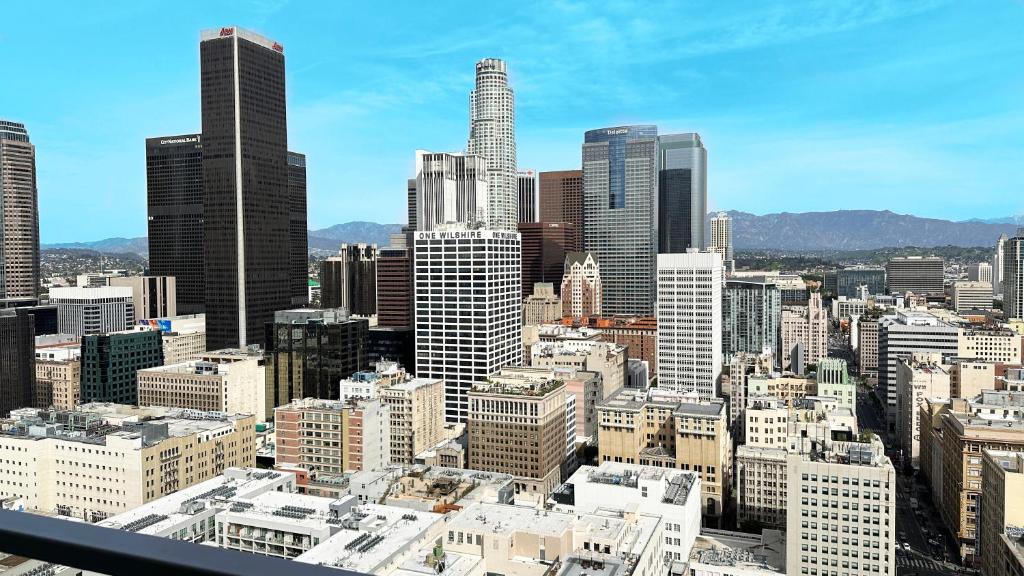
left=5, top=1, right=1024, bottom=244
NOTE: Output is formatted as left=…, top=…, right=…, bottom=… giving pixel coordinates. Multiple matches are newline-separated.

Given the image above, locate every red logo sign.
left=272, top=42, right=284, bottom=53
left=220, top=27, right=234, bottom=37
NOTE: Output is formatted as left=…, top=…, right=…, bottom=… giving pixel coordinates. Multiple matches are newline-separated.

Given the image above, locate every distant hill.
left=713, top=210, right=1018, bottom=250
left=42, top=222, right=404, bottom=257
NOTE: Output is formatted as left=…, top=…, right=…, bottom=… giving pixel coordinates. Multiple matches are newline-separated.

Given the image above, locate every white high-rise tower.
left=709, top=212, right=733, bottom=271
left=467, top=58, right=517, bottom=232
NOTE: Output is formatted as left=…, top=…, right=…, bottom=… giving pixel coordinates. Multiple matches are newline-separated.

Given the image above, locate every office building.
left=832, top=296, right=867, bottom=321
left=538, top=169, right=583, bottom=232
left=0, top=310, right=35, bottom=416
left=145, top=134, right=204, bottom=314
left=138, top=348, right=267, bottom=421
left=597, top=388, right=732, bottom=523
left=708, top=212, right=733, bottom=271
left=518, top=221, right=579, bottom=298
left=722, top=276, right=780, bottom=359
left=857, top=313, right=881, bottom=380
left=552, top=462, right=701, bottom=563
left=968, top=262, right=993, bottom=284
left=779, top=292, right=828, bottom=372
left=264, top=308, right=369, bottom=415
left=954, top=281, right=994, bottom=312
left=656, top=250, right=723, bottom=400
left=414, top=150, right=489, bottom=230
left=467, top=58, right=517, bottom=232
left=406, top=177, right=417, bottom=229
left=201, top=27, right=294, bottom=350
left=582, top=125, right=659, bottom=315
left=995, top=234, right=1009, bottom=298
left=0, top=120, right=39, bottom=309
left=878, top=311, right=959, bottom=432
left=1005, top=231, right=1024, bottom=319
left=829, top=267, right=887, bottom=299
left=287, top=151, right=308, bottom=306
left=561, top=251, right=601, bottom=319
left=367, top=326, right=415, bottom=373
left=320, top=243, right=377, bottom=315
left=959, top=327, right=1022, bottom=364
left=530, top=340, right=624, bottom=442
left=517, top=170, right=537, bottom=222
left=523, top=282, right=561, bottom=325
left=12, top=303, right=57, bottom=336
left=80, top=329, right=163, bottom=404
left=50, top=286, right=135, bottom=336
left=468, top=368, right=570, bottom=502
left=817, top=357, right=855, bottom=410
left=414, top=227, right=521, bottom=422
left=657, top=133, right=706, bottom=253
left=785, top=434, right=897, bottom=576
left=950, top=359, right=996, bottom=399
left=378, top=377, right=445, bottom=464
left=979, top=450, right=1024, bottom=576
left=275, top=397, right=390, bottom=474
left=897, top=353, right=950, bottom=468
left=138, top=313, right=207, bottom=364
left=886, top=256, right=944, bottom=295
left=571, top=315, right=659, bottom=378
left=0, top=405, right=255, bottom=520
left=376, top=234, right=413, bottom=328
left=34, top=355, right=80, bottom=411
left=108, top=275, right=177, bottom=319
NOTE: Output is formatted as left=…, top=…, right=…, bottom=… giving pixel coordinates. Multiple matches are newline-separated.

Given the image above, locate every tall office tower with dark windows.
left=722, top=276, right=780, bottom=359
left=288, top=151, right=308, bottom=306
left=0, top=120, right=39, bottom=309
left=657, top=133, right=706, bottom=253
left=517, top=222, right=580, bottom=299
left=885, top=256, right=944, bottom=296
left=0, top=309, right=34, bottom=416
left=201, top=26, right=292, bottom=350
left=517, top=170, right=538, bottom=223
left=467, top=58, right=517, bottom=231
left=377, top=234, right=413, bottom=328
left=320, top=243, right=377, bottom=316
left=264, top=308, right=369, bottom=415
left=146, top=134, right=204, bottom=314
left=826, top=267, right=887, bottom=298
left=1004, top=231, right=1024, bottom=320
left=80, top=330, right=163, bottom=405
left=539, top=169, right=584, bottom=233
left=582, top=125, right=658, bottom=315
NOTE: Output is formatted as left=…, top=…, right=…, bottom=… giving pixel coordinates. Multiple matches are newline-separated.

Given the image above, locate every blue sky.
left=4, top=0, right=1023, bottom=243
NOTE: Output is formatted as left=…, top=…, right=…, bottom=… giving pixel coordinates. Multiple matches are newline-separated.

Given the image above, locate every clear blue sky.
left=4, top=0, right=1023, bottom=243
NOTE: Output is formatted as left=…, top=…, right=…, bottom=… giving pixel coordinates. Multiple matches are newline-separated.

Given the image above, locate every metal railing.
left=0, top=509, right=366, bottom=576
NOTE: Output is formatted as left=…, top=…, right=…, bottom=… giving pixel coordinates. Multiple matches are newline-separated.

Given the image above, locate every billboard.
left=138, top=319, right=172, bottom=333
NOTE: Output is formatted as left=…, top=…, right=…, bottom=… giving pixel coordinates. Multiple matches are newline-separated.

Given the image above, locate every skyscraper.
left=657, top=133, right=706, bottom=253
left=320, top=243, right=377, bottom=316
left=467, top=58, right=517, bottom=231
left=0, top=120, right=39, bottom=308
left=539, top=169, right=584, bottom=232
left=656, top=250, right=723, bottom=400
left=414, top=226, right=521, bottom=422
left=201, top=26, right=293, bottom=350
left=376, top=234, right=413, bottom=328
left=146, top=134, right=204, bottom=314
left=709, top=212, right=733, bottom=270
left=406, top=178, right=418, bottom=230
left=288, top=151, right=308, bottom=306
left=415, top=150, right=489, bottom=230
left=517, top=221, right=579, bottom=298
left=80, top=330, right=164, bottom=405
left=517, top=170, right=538, bottom=223
left=0, top=309, right=34, bottom=417
left=994, top=233, right=1008, bottom=297
left=582, top=125, right=659, bottom=315
left=1004, top=231, right=1024, bottom=320
left=722, top=276, right=780, bottom=359
left=779, top=292, right=828, bottom=372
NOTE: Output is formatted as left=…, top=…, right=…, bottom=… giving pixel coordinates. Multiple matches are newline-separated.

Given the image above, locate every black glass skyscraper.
left=288, top=151, right=308, bottom=306
left=201, top=26, right=293, bottom=349
left=657, top=133, right=706, bottom=253
left=146, top=134, right=204, bottom=314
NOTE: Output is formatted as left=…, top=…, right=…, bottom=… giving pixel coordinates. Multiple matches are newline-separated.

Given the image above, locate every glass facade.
left=657, top=133, right=706, bottom=253
left=584, top=125, right=657, bottom=209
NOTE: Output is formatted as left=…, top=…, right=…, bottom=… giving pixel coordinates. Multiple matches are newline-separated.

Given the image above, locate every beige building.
left=857, top=314, right=881, bottom=381
left=108, top=275, right=176, bottom=319
left=523, top=282, right=561, bottom=325
left=785, top=434, right=897, bottom=576
left=35, top=358, right=80, bottom=410
left=953, top=281, right=994, bottom=312
left=274, top=397, right=391, bottom=477
left=980, top=450, right=1024, bottom=576
left=744, top=373, right=815, bottom=406
left=959, top=328, right=1022, bottom=364
left=734, top=445, right=788, bottom=530
left=951, top=359, right=996, bottom=398
left=779, top=292, right=828, bottom=371
left=468, top=367, right=570, bottom=503
left=560, top=251, right=601, bottom=319
left=137, top=349, right=267, bottom=421
left=379, top=377, right=445, bottom=464
left=597, top=387, right=732, bottom=524
left=897, top=353, right=951, bottom=468
left=137, top=314, right=207, bottom=364
left=0, top=404, right=254, bottom=521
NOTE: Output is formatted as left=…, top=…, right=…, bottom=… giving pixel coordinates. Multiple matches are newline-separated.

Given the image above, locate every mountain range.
left=42, top=210, right=1019, bottom=256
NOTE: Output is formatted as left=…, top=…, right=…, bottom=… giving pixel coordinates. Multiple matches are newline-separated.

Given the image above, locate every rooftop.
left=688, top=529, right=786, bottom=575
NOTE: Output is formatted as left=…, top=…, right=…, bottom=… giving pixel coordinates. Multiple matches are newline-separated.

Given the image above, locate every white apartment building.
left=49, top=285, right=135, bottom=336
left=897, top=353, right=950, bottom=469
left=656, top=250, right=723, bottom=400
left=414, top=227, right=521, bottom=422
left=785, top=435, right=897, bottom=576
left=137, top=349, right=267, bottom=421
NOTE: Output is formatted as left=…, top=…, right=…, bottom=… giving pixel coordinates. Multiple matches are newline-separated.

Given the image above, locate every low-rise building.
left=683, top=529, right=787, bottom=576
left=137, top=314, right=206, bottom=364
left=951, top=359, right=996, bottom=398
left=953, top=281, right=994, bottom=313
left=959, top=327, right=1022, bottom=364
left=137, top=349, right=267, bottom=421
left=523, top=282, right=561, bottom=325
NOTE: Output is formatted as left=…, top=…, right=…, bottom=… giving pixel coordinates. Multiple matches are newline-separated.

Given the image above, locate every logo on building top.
left=219, top=27, right=234, bottom=37
left=272, top=42, right=284, bottom=53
